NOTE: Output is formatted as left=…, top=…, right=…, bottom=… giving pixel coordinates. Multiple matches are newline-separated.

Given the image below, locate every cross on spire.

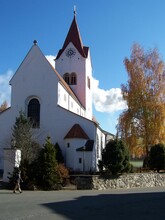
left=74, top=5, right=76, bottom=16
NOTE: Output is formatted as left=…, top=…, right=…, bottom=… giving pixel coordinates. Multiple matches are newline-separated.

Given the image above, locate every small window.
left=87, top=76, right=90, bottom=89
left=63, top=73, right=70, bottom=84
left=28, top=98, right=40, bottom=128
left=70, top=72, right=77, bottom=85
left=79, top=158, right=82, bottom=163
left=64, top=94, right=67, bottom=102
left=67, top=143, right=70, bottom=148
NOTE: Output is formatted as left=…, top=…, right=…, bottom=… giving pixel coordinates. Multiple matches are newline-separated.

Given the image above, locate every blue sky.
left=0, top=0, right=165, bottom=134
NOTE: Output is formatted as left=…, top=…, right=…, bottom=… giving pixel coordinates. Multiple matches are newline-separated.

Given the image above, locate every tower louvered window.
left=63, top=72, right=77, bottom=85
left=70, top=72, right=77, bottom=85
left=64, top=73, right=70, bottom=84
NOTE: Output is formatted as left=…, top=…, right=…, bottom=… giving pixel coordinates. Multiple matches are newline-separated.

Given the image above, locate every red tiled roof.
left=56, top=15, right=88, bottom=59
left=64, top=124, right=89, bottom=139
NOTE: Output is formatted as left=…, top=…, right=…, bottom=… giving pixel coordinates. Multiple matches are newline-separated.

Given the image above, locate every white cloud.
left=92, top=77, right=127, bottom=113
left=0, top=70, right=13, bottom=105
left=45, top=55, right=56, bottom=67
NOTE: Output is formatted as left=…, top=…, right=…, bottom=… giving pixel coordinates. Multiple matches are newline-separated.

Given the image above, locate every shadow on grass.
left=41, top=191, right=165, bottom=220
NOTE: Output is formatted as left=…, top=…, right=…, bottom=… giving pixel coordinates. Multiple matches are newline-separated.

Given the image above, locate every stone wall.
left=75, top=173, right=165, bottom=190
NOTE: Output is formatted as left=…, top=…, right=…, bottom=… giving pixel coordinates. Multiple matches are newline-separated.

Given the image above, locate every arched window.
left=63, top=73, right=70, bottom=84
left=70, top=72, right=77, bottom=85
left=27, top=98, right=40, bottom=128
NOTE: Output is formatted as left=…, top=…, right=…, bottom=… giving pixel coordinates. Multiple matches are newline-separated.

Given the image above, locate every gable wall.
left=10, top=46, right=59, bottom=112
left=0, top=43, right=106, bottom=172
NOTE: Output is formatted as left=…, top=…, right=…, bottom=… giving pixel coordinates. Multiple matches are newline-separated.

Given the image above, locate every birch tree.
left=118, top=44, right=165, bottom=157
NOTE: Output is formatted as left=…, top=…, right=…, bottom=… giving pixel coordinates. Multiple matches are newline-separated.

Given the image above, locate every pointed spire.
left=56, top=13, right=88, bottom=59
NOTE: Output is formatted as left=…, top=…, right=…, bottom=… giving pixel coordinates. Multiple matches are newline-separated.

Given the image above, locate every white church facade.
left=0, top=14, right=113, bottom=173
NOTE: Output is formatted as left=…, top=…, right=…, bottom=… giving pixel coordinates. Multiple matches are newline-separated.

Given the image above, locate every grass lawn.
left=130, top=160, right=143, bottom=168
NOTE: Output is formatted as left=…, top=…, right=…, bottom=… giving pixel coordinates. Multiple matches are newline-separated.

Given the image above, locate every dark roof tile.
left=56, top=15, right=87, bottom=59
left=64, top=124, right=89, bottom=139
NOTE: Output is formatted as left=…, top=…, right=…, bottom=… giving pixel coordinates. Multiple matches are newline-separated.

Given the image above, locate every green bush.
left=19, top=159, right=39, bottom=190
left=57, top=163, right=70, bottom=186
left=149, top=143, right=165, bottom=172
left=36, top=137, right=60, bottom=190
left=9, top=137, right=69, bottom=190
left=99, top=139, right=131, bottom=175
left=54, top=142, right=64, bottom=163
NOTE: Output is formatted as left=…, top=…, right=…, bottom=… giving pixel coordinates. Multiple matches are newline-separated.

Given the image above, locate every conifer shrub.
left=11, top=111, right=40, bottom=163
left=9, top=111, right=40, bottom=190
left=36, top=137, right=60, bottom=190
left=99, top=139, right=131, bottom=175
left=19, top=159, right=39, bottom=190
left=148, top=143, right=165, bottom=172
left=54, top=142, right=64, bottom=163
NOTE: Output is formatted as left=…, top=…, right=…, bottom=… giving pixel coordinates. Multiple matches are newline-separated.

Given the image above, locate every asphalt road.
left=0, top=187, right=165, bottom=220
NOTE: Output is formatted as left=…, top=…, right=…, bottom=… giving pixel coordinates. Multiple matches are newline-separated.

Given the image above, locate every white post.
left=3, top=148, right=21, bottom=182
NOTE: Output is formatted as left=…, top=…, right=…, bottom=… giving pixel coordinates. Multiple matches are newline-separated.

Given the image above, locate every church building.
left=0, top=13, right=113, bottom=172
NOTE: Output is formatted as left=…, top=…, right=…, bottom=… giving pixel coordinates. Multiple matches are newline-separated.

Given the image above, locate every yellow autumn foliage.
left=0, top=101, right=8, bottom=112
left=118, top=44, right=165, bottom=157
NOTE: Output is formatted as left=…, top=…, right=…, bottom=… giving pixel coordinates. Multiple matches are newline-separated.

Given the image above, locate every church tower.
left=55, top=12, right=93, bottom=120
